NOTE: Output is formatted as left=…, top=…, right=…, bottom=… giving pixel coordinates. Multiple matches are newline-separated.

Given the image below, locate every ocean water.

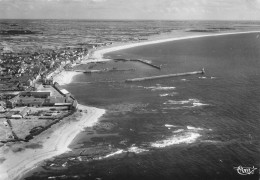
left=25, top=32, right=260, bottom=179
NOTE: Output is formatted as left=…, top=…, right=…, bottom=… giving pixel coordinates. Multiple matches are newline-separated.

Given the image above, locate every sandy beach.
left=0, top=104, right=105, bottom=180
left=52, top=71, right=82, bottom=86
left=90, top=30, right=260, bottom=63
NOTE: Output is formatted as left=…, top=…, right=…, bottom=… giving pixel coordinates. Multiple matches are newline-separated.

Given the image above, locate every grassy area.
left=0, top=119, right=13, bottom=141
left=0, top=106, right=72, bottom=141
left=10, top=119, right=52, bottom=139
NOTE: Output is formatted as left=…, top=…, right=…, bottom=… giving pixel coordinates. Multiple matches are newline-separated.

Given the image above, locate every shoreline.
left=52, top=70, right=82, bottom=86
left=91, top=30, right=260, bottom=62
left=0, top=104, right=105, bottom=180
left=53, top=30, right=260, bottom=86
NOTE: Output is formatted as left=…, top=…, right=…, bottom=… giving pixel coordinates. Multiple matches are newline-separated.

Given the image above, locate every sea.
left=1, top=20, right=259, bottom=180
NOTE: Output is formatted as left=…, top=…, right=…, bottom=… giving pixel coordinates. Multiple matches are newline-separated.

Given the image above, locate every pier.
left=114, top=58, right=161, bottom=70
left=125, top=69, right=205, bottom=82
left=130, top=59, right=161, bottom=69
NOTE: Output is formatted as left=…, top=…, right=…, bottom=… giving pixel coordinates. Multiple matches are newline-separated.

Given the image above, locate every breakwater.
left=114, top=58, right=161, bottom=69
left=126, top=69, right=205, bottom=82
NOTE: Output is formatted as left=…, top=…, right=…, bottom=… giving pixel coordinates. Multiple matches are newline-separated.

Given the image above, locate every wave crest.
left=164, top=99, right=209, bottom=108
left=144, top=86, right=176, bottom=91
left=151, top=132, right=201, bottom=148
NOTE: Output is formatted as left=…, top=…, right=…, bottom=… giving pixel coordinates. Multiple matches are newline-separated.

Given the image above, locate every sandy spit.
left=90, top=30, right=260, bottom=62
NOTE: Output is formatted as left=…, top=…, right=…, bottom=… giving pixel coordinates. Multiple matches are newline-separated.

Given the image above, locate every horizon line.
left=0, top=18, right=260, bottom=22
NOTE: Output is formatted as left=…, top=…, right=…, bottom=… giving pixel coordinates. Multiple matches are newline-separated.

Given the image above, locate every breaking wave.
left=200, top=140, right=220, bottom=143
left=127, top=146, right=149, bottom=154
left=99, top=149, right=125, bottom=159
left=151, top=132, right=201, bottom=148
left=144, top=86, right=176, bottom=91
left=159, top=92, right=178, bottom=97
left=164, top=99, right=209, bottom=108
left=165, top=124, right=177, bottom=128
left=187, top=126, right=204, bottom=131
left=187, top=126, right=213, bottom=131
left=198, top=76, right=207, bottom=79
left=96, top=146, right=149, bottom=160
left=173, top=129, right=185, bottom=133
left=151, top=124, right=213, bottom=148
left=192, top=102, right=208, bottom=107
left=198, top=76, right=217, bottom=79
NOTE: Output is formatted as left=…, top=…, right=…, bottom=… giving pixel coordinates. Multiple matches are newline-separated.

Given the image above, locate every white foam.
left=162, top=107, right=184, bottom=110
left=201, top=140, right=219, bottom=143
left=181, top=79, right=188, bottom=81
left=187, top=126, right=204, bottom=131
left=165, top=124, right=177, bottom=128
left=77, top=156, right=82, bottom=161
left=160, top=93, right=169, bottom=97
left=153, top=87, right=176, bottom=91
left=99, top=149, right=125, bottom=159
left=144, top=86, right=156, bottom=89
left=151, top=132, right=201, bottom=148
left=164, top=99, right=209, bottom=108
left=61, top=162, right=67, bottom=167
left=173, top=129, right=184, bottom=133
left=48, top=176, right=56, bottom=179
left=145, top=86, right=175, bottom=91
left=128, top=146, right=149, bottom=154
left=97, top=146, right=149, bottom=160
left=164, top=100, right=188, bottom=105
left=159, top=92, right=177, bottom=97
left=198, top=76, right=207, bottom=79
left=164, top=99, right=199, bottom=105
left=191, top=102, right=209, bottom=107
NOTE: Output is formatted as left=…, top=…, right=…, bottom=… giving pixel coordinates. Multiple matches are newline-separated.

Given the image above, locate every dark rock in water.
left=93, top=122, right=116, bottom=131
left=0, top=30, right=39, bottom=35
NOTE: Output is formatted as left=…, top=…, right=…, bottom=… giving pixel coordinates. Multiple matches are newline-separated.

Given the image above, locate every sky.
left=0, top=0, right=260, bottom=20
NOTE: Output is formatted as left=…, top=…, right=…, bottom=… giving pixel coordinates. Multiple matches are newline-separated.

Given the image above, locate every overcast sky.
left=0, top=0, right=260, bottom=20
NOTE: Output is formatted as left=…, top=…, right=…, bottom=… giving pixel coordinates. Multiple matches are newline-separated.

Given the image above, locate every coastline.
left=54, top=30, right=260, bottom=86
left=90, top=30, right=260, bottom=62
left=1, top=30, right=260, bottom=180
left=52, top=71, right=82, bottom=86
left=0, top=104, right=105, bottom=180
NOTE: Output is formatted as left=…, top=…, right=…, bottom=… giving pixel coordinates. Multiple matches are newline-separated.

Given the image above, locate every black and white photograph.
left=0, top=0, right=259, bottom=180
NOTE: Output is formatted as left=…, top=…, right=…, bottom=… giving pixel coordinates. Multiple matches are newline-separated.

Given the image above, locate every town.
left=0, top=45, right=94, bottom=143
left=0, top=24, right=159, bottom=145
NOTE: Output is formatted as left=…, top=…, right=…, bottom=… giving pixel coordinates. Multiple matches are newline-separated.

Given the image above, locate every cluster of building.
left=0, top=46, right=85, bottom=123
left=88, top=41, right=113, bottom=49
left=6, top=82, right=77, bottom=109
left=0, top=47, right=88, bottom=91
